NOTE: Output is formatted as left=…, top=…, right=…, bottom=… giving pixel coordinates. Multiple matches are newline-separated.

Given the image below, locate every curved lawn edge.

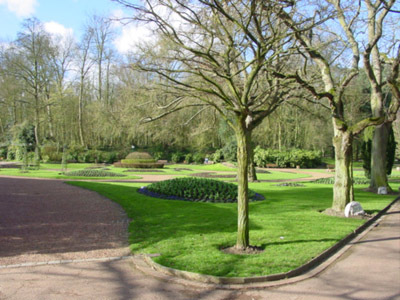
left=137, top=186, right=265, bottom=202
left=136, top=197, right=399, bottom=285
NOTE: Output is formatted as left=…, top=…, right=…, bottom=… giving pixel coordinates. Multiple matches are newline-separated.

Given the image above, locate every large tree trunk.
left=332, top=130, right=354, bottom=212
left=235, top=120, right=251, bottom=250
left=370, top=123, right=391, bottom=192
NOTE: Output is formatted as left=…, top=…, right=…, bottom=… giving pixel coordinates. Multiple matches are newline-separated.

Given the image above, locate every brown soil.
left=221, top=245, right=264, bottom=255
left=0, top=177, right=130, bottom=266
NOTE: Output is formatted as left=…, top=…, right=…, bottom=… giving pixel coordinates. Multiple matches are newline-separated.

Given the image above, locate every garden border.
left=134, top=196, right=399, bottom=287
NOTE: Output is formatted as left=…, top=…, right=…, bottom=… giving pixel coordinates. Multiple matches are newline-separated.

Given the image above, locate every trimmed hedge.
left=139, top=177, right=264, bottom=203
left=114, top=162, right=164, bottom=168
left=114, top=151, right=164, bottom=169
left=63, top=169, right=126, bottom=177
left=254, top=146, right=322, bottom=168
left=121, top=159, right=156, bottom=164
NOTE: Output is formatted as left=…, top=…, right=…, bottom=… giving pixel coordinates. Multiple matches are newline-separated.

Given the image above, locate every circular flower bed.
left=138, top=177, right=265, bottom=203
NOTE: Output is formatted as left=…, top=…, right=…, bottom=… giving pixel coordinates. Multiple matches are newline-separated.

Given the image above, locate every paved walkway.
left=0, top=177, right=399, bottom=300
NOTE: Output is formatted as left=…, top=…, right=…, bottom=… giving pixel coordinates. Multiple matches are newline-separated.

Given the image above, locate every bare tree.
left=113, top=0, right=297, bottom=250
left=275, top=0, right=400, bottom=211
left=76, top=28, right=94, bottom=146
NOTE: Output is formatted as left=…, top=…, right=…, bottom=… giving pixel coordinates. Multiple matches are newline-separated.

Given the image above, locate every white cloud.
left=0, top=0, right=37, bottom=17
left=44, top=21, right=75, bottom=49
left=114, top=22, right=155, bottom=54
left=44, top=21, right=74, bottom=38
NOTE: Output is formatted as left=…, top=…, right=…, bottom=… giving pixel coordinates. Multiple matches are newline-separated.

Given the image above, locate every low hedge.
left=254, top=146, right=322, bottom=168
left=114, top=162, right=164, bottom=169
left=121, top=158, right=156, bottom=164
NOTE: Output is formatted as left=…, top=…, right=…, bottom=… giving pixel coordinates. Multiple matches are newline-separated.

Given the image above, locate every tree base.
left=221, top=245, right=264, bottom=255
left=321, top=208, right=372, bottom=219
left=363, top=186, right=396, bottom=194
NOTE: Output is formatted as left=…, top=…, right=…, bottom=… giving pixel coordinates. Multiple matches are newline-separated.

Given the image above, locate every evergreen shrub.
left=63, top=169, right=126, bottom=177
left=114, top=152, right=164, bottom=168
left=140, top=177, right=264, bottom=203
left=254, top=146, right=322, bottom=168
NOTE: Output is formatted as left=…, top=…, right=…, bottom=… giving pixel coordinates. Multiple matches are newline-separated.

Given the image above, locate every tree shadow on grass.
left=74, top=182, right=261, bottom=254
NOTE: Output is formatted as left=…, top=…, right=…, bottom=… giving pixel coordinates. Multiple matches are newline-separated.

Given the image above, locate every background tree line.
left=1, top=15, right=387, bottom=161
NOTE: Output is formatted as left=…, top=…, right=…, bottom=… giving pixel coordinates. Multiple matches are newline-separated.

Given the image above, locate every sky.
left=0, top=0, right=144, bottom=54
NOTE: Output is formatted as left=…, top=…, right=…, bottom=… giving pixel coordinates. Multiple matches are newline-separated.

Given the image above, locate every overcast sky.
left=0, top=0, right=146, bottom=54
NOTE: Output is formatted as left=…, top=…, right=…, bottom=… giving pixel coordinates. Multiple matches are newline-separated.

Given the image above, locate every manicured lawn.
left=0, top=162, right=309, bottom=181
left=69, top=180, right=398, bottom=277
left=0, top=163, right=141, bottom=180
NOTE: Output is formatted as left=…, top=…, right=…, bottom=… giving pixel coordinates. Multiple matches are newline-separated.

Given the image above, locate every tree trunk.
left=370, top=123, right=392, bottom=192
left=332, top=130, right=354, bottom=212
left=78, top=76, right=85, bottom=147
left=248, top=142, right=258, bottom=182
left=235, top=120, right=251, bottom=250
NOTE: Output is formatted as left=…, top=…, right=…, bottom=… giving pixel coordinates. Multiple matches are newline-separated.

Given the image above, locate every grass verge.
left=68, top=180, right=397, bottom=277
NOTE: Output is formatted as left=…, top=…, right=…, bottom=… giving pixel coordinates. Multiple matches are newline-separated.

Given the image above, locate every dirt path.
left=0, top=177, right=130, bottom=266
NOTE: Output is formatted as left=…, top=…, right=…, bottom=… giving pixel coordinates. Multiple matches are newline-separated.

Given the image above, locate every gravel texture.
left=0, top=177, right=130, bottom=266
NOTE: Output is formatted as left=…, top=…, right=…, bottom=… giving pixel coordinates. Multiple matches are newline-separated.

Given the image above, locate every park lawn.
left=0, top=163, right=141, bottom=180
left=69, top=180, right=397, bottom=277
left=0, top=162, right=309, bottom=181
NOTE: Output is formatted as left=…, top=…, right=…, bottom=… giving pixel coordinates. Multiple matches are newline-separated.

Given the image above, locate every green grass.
left=69, top=180, right=398, bottom=277
left=0, top=164, right=140, bottom=180
left=0, top=162, right=309, bottom=181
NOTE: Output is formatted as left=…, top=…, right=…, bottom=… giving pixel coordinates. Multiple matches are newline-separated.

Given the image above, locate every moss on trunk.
left=235, top=121, right=251, bottom=249
left=370, top=124, right=392, bottom=192
left=332, top=130, right=354, bottom=212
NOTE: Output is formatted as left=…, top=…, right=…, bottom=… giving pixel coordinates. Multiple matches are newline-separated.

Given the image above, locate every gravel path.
left=0, top=177, right=130, bottom=266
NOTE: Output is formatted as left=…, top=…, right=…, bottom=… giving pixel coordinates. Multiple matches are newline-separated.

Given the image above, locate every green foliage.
left=114, top=162, right=164, bottom=168
left=171, top=152, right=184, bottom=163
left=0, top=147, right=7, bottom=159
left=222, top=140, right=237, bottom=162
left=121, top=158, right=156, bottom=164
left=184, top=153, right=193, bottom=164
left=63, top=169, right=126, bottom=177
left=126, top=152, right=154, bottom=160
left=361, top=126, right=396, bottom=178
left=116, top=151, right=163, bottom=168
left=193, top=152, right=205, bottom=164
left=41, top=144, right=62, bottom=162
left=211, top=149, right=223, bottom=163
left=144, top=177, right=263, bottom=203
left=254, top=146, right=322, bottom=168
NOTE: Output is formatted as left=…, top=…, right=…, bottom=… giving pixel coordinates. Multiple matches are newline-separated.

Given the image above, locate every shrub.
left=221, top=140, right=237, bottom=162
left=0, top=147, right=7, bottom=159
left=41, top=145, right=62, bottom=162
left=171, top=152, right=184, bottom=163
left=63, top=169, right=126, bottom=177
left=254, top=146, right=322, bottom=168
left=184, top=153, right=193, bottom=164
left=126, top=152, right=153, bottom=160
left=121, top=158, right=156, bottom=164
left=211, top=149, right=223, bottom=163
left=193, top=152, right=205, bottom=164
left=140, top=177, right=264, bottom=203
left=114, top=151, right=164, bottom=168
